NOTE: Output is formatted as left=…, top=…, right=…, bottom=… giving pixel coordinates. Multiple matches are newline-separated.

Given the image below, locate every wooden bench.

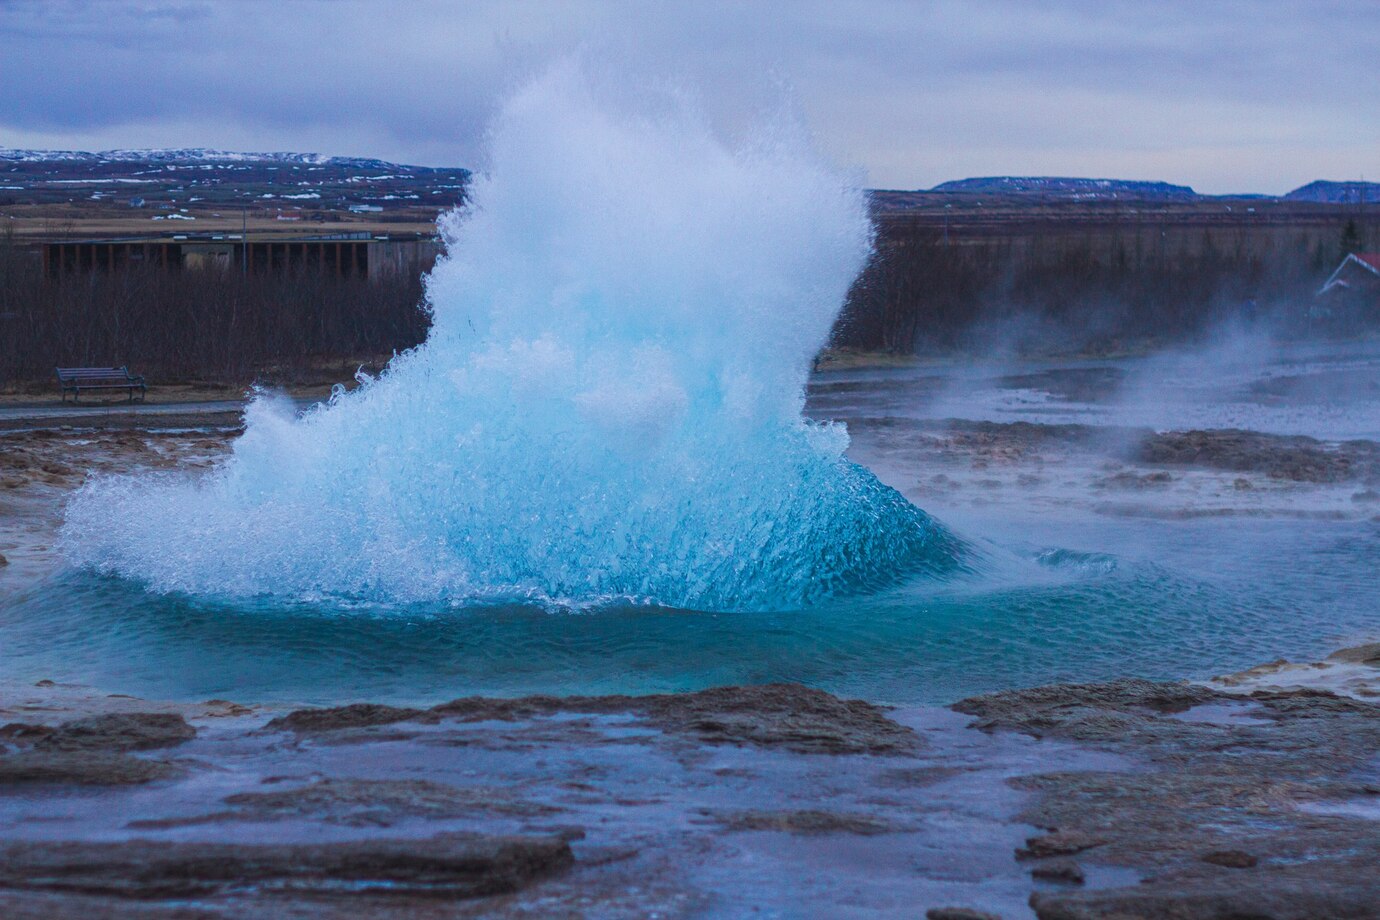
left=56, top=366, right=147, bottom=403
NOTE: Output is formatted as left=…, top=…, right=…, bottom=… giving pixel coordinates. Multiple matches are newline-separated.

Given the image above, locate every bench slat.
left=55, top=366, right=147, bottom=402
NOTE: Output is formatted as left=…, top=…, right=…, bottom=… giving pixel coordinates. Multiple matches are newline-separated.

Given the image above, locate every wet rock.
left=1201, top=849, right=1257, bottom=868
left=277, top=684, right=919, bottom=755
left=264, top=703, right=431, bottom=733
left=1099, top=470, right=1173, bottom=490
left=37, top=713, right=195, bottom=752
left=1134, top=428, right=1380, bottom=483
left=629, top=684, right=919, bottom=754
left=927, top=908, right=1002, bottom=920
left=0, top=722, right=54, bottom=744
left=1030, top=859, right=1380, bottom=920
left=962, top=668, right=1380, bottom=920
left=0, top=892, right=202, bottom=919
left=953, top=678, right=1219, bottom=741
left=1211, top=657, right=1293, bottom=688
left=0, top=750, right=177, bottom=785
left=1031, top=859, right=1085, bottom=885
left=1242, top=686, right=1377, bottom=716
left=1018, top=831, right=1105, bottom=859
left=129, top=778, right=561, bottom=829
left=929, top=419, right=1112, bottom=451
left=712, top=809, right=896, bottom=835
left=202, top=699, right=254, bottom=717
left=225, top=777, right=558, bottom=819
left=874, top=765, right=966, bottom=788
left=0, top=832, right=572, bottom=900
left=1327, top=643, right=1380, bottom=666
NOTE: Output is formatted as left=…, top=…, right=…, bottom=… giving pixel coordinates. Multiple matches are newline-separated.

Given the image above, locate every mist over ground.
left=837, top=211, right=1380, bottom=357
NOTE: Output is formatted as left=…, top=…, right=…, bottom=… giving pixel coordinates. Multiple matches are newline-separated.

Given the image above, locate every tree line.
left=3, top=214, right=1377, bottom=388
left=836, top=216, right=1380, bottom=354
left=0, top=232, right=428, bottom=386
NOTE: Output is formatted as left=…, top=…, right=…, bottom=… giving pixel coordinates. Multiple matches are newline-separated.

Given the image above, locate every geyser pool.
left=10, top=341, right=1380, bottom=705
left=59, top=63, right=961, bottom=611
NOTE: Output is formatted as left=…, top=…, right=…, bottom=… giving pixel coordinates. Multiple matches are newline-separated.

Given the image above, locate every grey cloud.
left=0, top=0, right=1375, bottom=193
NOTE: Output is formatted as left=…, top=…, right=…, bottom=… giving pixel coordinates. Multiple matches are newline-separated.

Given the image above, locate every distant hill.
left=0, top=147, right=415, bottom=171
left=929, top=177, right=1199, bottom=200
left=0, top=148, right=469, bottom=226
left=1283, top=180, right=1380, bottom=204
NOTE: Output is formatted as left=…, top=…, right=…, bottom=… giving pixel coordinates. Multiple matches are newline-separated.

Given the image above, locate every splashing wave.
left=61, top=62, right=962, bottom=611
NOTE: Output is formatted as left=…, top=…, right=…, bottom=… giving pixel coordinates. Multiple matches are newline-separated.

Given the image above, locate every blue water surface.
left=6, top=514, right=1375, bottom=706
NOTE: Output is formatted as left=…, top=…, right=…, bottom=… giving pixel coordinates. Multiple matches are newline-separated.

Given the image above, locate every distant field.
left=2, top=208, right=441, bottom=241
left=0, top=154, right=464, bottom=241
left=871, top=190, right=1376, bottom=249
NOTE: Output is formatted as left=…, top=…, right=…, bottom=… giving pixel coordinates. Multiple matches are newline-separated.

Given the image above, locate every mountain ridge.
left=0, top=147, right=436, bottom=172
left=929, top=176, right=1199, bottom=200
left=1283, top=180, right=1380, bottom=204
left=2, top=151, right=1370, bottom=203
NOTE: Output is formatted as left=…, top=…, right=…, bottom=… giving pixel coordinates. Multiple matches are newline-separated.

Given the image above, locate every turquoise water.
left=5, top=513, right=1376, bottom=705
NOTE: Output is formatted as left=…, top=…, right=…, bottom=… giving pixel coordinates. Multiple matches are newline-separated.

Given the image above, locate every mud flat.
left=0, top=644, right=1376, bottom=918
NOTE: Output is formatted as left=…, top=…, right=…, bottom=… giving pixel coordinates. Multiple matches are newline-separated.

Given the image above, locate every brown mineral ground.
left=3, top=393, right=1379, bottom=916
left=0, top=642, right=1376, bottom=918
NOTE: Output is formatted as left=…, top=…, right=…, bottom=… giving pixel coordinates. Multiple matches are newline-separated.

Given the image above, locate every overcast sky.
left=1, top=0, right=1375, bottom=194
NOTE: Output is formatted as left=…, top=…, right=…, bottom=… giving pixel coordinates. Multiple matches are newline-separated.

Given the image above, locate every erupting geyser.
left=61, top=62, right=961, bottom=611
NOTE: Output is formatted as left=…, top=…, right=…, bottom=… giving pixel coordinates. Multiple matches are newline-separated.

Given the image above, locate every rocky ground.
left=2, top=388, right=1379, bottom=917
left=0, top=647, right=1376, bottom=918
left=961, top=646, right=1380, bottom=920
left=825, top=415, right=1380, bottom=522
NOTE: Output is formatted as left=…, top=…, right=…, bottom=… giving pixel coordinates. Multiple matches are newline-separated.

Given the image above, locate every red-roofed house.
left=1314, top=252, right=1380, bottom=324
left=1320, top=252, right=1380, bottom=296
